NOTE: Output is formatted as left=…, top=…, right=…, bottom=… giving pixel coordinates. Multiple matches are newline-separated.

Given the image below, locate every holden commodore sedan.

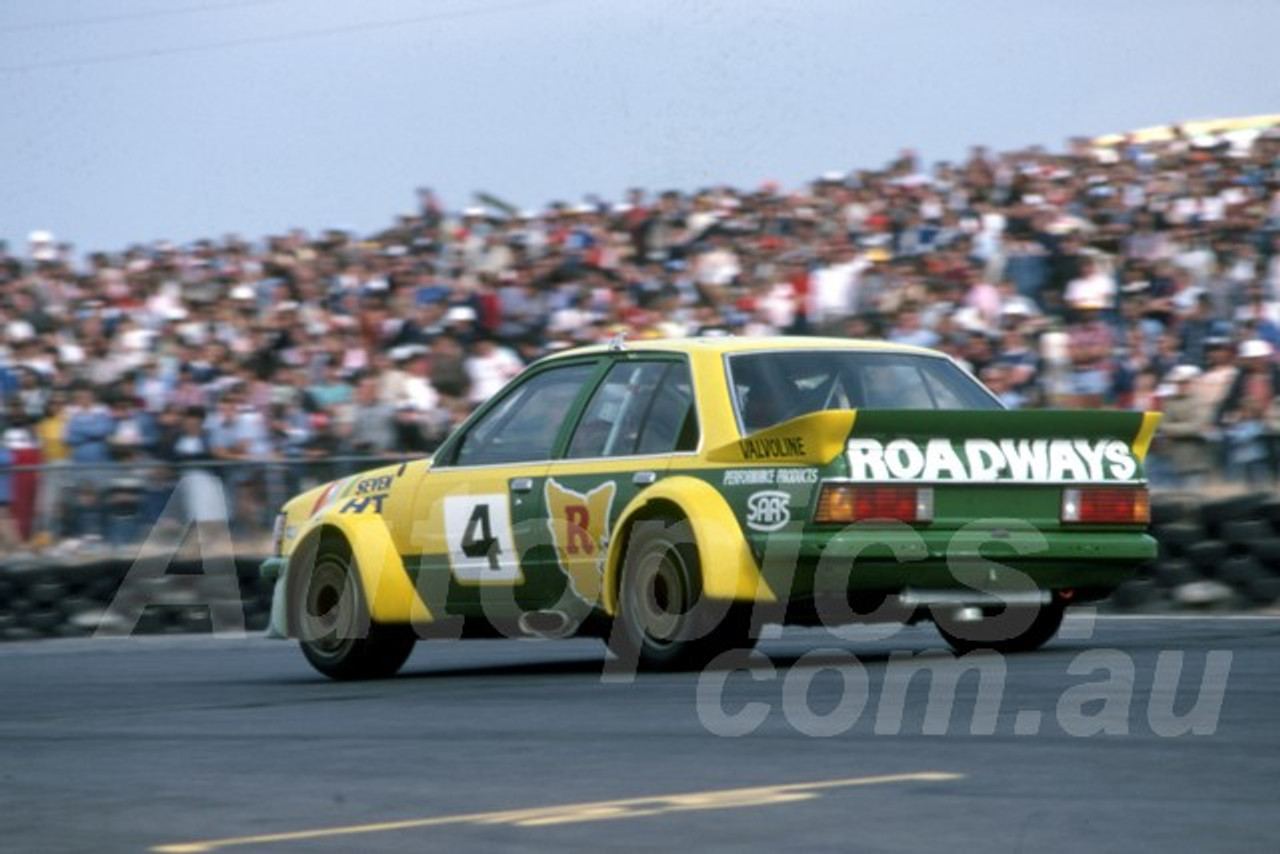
left=261, top=337, right=1159, bottom=679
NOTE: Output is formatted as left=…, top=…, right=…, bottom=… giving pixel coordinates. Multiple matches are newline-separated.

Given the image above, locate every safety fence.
left=0, top=455, right=410, bottom=553
left=1, top=461, right=1280, bottom=642
left=1, top=443, right=1277, bottom=555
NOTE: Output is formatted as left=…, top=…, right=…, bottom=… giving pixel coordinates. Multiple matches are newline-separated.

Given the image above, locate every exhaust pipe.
left=517, top=610, right=574, bottom=638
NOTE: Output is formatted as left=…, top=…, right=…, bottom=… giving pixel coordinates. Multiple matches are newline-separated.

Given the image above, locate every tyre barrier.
left=3, top=495, right=1280, bottom=641
left=0, top=554, right=274, bottom=642
left=1114, top=491, right=1280, bottom=613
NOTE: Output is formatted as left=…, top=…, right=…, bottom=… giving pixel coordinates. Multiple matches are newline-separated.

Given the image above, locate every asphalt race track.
left=2, top=615, right=1278, bottom=854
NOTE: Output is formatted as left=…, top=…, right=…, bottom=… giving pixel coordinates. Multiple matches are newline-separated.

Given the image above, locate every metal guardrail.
left=0, top=440, right=1276, bottom=554
left=0, top=454, right=416, bottom=552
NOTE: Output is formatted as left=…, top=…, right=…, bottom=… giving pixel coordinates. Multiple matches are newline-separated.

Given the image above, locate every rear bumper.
left=756, top=528, right=1154, bottom=599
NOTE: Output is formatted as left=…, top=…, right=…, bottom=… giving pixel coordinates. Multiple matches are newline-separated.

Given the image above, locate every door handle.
left=511, top=478, right=534, bottom=493
left=632, top=471, right=657, bottom=486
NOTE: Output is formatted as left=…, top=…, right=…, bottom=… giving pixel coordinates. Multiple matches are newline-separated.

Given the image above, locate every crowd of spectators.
left=2, top=119, right=1280, bottom=551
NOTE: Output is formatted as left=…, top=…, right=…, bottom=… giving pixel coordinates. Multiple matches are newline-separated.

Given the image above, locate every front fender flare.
left=603, top=476, right=777, bottom=616
left=278, top=513, right=433, bottom=636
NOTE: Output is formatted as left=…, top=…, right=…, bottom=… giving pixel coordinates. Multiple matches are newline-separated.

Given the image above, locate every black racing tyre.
left=1149, top=496, right=1192, bottom=527
left=1245, top=538, right=1280, bottom=572
left=1112, top=577, right=1159, bottom=611
left=1221, top=519, right=1274, bottom=548
left=610, top=518, right=753, bottom=671
left=1256, top=498, right=1280, bottom=529
left=28, top=580, right=67, bottom=606
left=1200, top=494, right=1266, bottom=536
left=933, top=601, right=1066, bottom=655
left=1219, top=555, right=1267, bottom=588
left=1153, top=558, right=1199, bottom=590
left=293, top=545, right=416, bottom=681
left=1184, top=540, right=1229, bottom=574
left=1153, top=522, right=1205, bottom=554
left=1245, top=577, right=1280, bottom=606
left=25, top=608, right=64, bottom=635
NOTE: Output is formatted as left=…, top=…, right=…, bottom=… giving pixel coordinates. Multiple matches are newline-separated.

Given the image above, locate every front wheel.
left=293, top=546, right=417, bottom=680
left=933, top=601, right=1065, bottom=655
left=610, top=518, right=753, bottom=671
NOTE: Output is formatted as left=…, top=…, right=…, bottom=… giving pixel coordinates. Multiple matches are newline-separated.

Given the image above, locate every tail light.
left=814, top=484, right=934, bottom=525
left=1061, top=487, right=1150, bottom=525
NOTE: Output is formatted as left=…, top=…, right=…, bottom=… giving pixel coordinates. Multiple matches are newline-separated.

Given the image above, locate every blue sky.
left=1, top=0, right=1277, bottom=254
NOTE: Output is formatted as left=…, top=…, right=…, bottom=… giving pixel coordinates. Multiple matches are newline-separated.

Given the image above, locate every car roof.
left=539, top=335, right=944, bottom=362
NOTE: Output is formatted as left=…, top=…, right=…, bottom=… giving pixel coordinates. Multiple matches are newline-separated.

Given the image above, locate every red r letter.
left=566, top=505, right=593, bottom=555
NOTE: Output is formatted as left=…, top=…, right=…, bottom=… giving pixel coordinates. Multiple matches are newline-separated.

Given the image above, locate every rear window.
left=727, top=350, right=1001, bottom=433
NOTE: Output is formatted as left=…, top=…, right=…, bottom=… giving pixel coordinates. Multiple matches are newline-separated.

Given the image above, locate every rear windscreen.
left=727, top=350, right=1002, bottom=433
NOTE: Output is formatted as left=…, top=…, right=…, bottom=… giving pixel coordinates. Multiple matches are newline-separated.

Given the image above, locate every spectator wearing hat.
left=397, top=347, right=441, bottom=414
left=1157, top=365, right=1215, bottom=485
left=1216, top=339, right=1280, bottom=483
left=856, top=245, right=902, bottom=319
left=993, top=276, right=1043, bottom=327
left=386, top=346, right=449, bottom=452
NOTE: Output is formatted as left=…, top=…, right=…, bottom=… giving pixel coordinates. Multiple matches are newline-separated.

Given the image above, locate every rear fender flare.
left=603, top=476, right=777, bottom=616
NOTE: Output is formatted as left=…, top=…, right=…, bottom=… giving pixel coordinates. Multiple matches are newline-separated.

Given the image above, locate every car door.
left=408, top=358, right=603, bottom=618
left=529, top=355, right=700, bottom=612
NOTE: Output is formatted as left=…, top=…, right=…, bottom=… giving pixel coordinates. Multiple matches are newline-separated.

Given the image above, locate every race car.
left=261, top=336, right=1160, bottom=679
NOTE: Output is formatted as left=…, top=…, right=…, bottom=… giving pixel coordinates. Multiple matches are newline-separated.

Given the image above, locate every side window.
left=636, top=363, right=698, bottom=454
left=566, top=360, right=698, bottom=458
left=454, top=363, right=595, bottom=466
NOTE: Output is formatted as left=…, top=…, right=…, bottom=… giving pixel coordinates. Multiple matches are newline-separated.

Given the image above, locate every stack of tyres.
left=2, top=495, right=1279, bottom=637
left=0, top=554, right=275, bottom=640
left=1141, top=492, right=1280, bottom=611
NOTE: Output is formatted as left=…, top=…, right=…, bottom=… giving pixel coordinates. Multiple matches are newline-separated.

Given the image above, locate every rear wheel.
left=933, top=601, right=1065, bottom=655
left=611, top=518, right=753, bottom=671
left=294, top=545, right=416, bottom=680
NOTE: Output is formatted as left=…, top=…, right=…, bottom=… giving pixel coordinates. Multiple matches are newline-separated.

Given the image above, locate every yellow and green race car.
left=262, top=336, right=1159, bottom=679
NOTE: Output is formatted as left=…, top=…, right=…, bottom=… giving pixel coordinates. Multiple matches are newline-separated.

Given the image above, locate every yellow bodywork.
left=704, top=410, right=857, bottom=466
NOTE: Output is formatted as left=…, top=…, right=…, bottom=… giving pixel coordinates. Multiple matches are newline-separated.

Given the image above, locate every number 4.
left=461, top=504, right=501, bottom=571
left=444, top=494, right=520, bottom=583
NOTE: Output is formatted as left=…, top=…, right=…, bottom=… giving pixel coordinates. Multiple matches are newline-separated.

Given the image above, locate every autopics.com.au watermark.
left=91, top=484, right=1236, bottom=738
left=692, top=641, right=1233, bottom=739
